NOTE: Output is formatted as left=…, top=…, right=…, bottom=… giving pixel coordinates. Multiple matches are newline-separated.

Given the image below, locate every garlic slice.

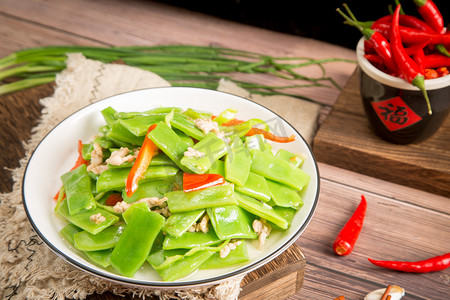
left=364, top=285, right=405, bottom=300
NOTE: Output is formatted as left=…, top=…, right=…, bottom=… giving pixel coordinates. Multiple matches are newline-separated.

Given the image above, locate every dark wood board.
left=313, top=70, right=450, bottom=197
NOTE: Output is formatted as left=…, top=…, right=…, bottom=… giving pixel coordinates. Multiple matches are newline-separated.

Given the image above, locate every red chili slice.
left=183, top=173, right=225, bottom=193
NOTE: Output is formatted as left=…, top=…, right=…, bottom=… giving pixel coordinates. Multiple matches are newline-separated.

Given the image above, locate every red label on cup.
left=371, top=96, right=422, bottom=131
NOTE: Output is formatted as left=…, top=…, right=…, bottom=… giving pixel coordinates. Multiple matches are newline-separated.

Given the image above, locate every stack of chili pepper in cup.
left=337, top=0, right=450, bottom=115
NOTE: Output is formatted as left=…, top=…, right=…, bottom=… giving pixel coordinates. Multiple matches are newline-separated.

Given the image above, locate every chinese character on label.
left=371, top=96, right=422, bottom=131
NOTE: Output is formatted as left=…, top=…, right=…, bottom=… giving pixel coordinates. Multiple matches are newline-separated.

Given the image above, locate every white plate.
left=22, top=87, right=319, bottom=289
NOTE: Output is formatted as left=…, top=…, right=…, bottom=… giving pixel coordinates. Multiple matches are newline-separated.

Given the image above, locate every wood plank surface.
left=313, top=70, right=450, bottom=197
left=1, top=1, right=449, bottom=300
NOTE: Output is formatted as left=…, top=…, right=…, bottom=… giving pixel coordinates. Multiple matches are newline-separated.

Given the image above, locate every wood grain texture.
left=313, top=70, right=450, bottom=197
left=1, top=1, right=449, bottom=299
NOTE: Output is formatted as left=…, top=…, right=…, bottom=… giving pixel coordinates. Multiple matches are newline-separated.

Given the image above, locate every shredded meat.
left=89, top=213, right=106, bottom=224
left=188, top=214, right=210, bottom=233
left=183, top=147, right=205, bottom=158
left=253, top=219, right=272, bottom=251
left=219, top=240, right=242, bottom=258
left=112, top=197, right=168, bottom=214
left=194, top=118, right=226, bottom=139
left=106, top=147, right=137, bottom=166
left=87, top=143, right=108, bottom=174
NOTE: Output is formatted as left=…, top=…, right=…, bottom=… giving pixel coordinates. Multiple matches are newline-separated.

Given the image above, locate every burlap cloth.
left=0, top=53, right=320, bottom=299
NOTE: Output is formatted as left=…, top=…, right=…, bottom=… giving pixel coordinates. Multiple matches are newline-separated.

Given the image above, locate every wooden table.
left=1, top=1, right=448, bottom=299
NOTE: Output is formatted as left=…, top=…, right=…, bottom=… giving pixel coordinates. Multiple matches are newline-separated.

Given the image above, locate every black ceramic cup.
left=356, top=38, right=450, bottom=144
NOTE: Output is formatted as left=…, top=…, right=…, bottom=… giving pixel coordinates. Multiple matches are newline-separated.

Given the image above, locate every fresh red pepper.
left=337, top=5, right=397, bottom=74
left=375, top=14, right=436, bottom=34
left=413, top=48, right=426, bottom=74
left=183, top=173, right=225, bottom=193
left=372, top=21, right=450, bottom=45
left=413, top=0, right=446, bottom=34
left=221, top=118, right=245, bottom=126
left=391, top=5, right=432, bottom=115
left=245, top=127, right=295, bottom=143
left=125, top=124, right=158, bottom=197
left=70, top=140, right=88, bottom=171
left=333, top=195, right=367, bottom=256
left=53, top=140, right=87, bottom=200
left=105, top=193, right=123, bottom=206
left=368, top=253, right=450, bottom=273
left=422, top=53, right=450, bottom=68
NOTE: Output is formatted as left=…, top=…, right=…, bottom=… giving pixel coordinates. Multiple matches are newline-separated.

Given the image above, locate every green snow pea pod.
left=162, top=229, right=222, bottom=250
left=275, top=149, right=304, bottom=168
left=106, top=121, right=144, bottom=146
left=250, top=150, right=310, bottom=191
left=122, top=202, right=150, bottom=224
left=147, top=249, right=187, bottom=270
left=225, top=136, right=251, bottom=187
left=166, top=184, right=236, bottom=213
left=118, top=115, right=165, bottom=136
left=96, top=165, right=178, bottom=192
left=73, top=224, right=125, bottom=251
left=200, top=240, right=249, bottom=269
left=244, top=134, right=273, bottom=154
left=163, top=210, right=205, bottom=237
left=169, top=112, right=206, bottom=141
left=84, top=249, right=113, bottom=268
left=60, top=223, right=82, bottom=245
left=267, top=179, right=304, bottom=210
left=59, top=224, right=113, bottom=268
left=101, top=106, right=118, bottom=127
left=110, top=207, right=164, bottom=277
left=180, top=133, right=228, bottom=174
left=272, top=206, right=296, bottom=229
left=173, top=128, right=194, bottom=147
left=235, top=191, right=288, bottom=230
left=208, top=205, right=257, bottom=240
left=56, top=199, right=119, bottom=235
left=82, top=137, right=115, bottom=160
left=108, top=153, right=175, bottom=170
left=182, top=108, right=212, bottom=120
left=155, top=249, right=214, bottom=281
left=234, top=172, right=271, bottom=203
left=221, top=119, right=268, bottom=137
left=208, top=160, right=225, bottom=177
left=213, top=108, right=238, bottom=125
left=121, top=177, right=175, bottom=203
left=61, top=164, right=96, bottom=215
left=115, top=107, right=182, bottom=119
left=147, top=121, right=192, bottom=172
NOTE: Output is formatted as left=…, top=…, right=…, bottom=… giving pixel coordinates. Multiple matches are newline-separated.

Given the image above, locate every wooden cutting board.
left=0, top=83, right=306, bottom=300
left=313, top=70, right=450, bottom=198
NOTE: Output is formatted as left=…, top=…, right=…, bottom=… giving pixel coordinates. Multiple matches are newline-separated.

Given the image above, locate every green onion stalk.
left=0, top=45, right=355, bottom=103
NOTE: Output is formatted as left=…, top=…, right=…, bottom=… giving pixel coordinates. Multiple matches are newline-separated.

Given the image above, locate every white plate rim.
left=22, top=86, right=320, bottom=289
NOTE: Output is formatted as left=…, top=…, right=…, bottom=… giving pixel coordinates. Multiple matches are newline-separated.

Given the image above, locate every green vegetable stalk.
left=0, top=45, right=355, bottom=103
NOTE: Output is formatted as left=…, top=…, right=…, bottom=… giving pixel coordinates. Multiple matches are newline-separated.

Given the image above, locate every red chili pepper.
left=125, top=124, right=158, bottom=197
left=221, top=118, right=245, bottom=126
left=70, top=140, right=88, bottom=171
left=391, top=5, right=432, bottom=115
left=337, top=5, right=397, bottom=74
left=333, top=195, right=367, bottom=256
left=183, top=173, right=225, bottom=193
left=105, top=193, right=123, bottom=206
left=245, top=127, right=295, bottom=143
left=368, top=253, right=450, bottom=273
left=372, top=21, right=450, bottom=45
left=375, top=14, right=436, bottom=34
left=422, top=53, right=450, bottom=68
left=54, top=140, right=87, bottom=200
left=413, top=0, right=446, bottom=34
left=413, top=48, right=426, bottom=74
